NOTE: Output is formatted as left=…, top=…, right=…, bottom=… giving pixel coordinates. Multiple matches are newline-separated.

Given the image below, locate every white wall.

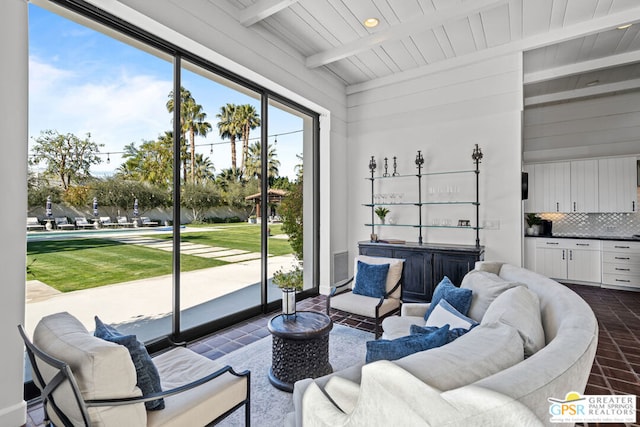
left=524, top=91, right=640, bottom=163
left=346, top=53, right=524, bottom=268
left=0, top=1, right=28, bottom=425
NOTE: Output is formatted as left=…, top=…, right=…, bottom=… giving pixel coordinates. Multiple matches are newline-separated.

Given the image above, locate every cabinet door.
left=542, top=162, right=571, bottom=212
left=567, top=249, right=601, bottom=283
left=570, top=160, right=598, bottom=212
left=524, top=164, right=545, bottom=212
left=535, top=247, right=567, bottom=280
left=394, top=249, right=432, bottom=303
left=433, top=252, right=477, bottom=288
left=598, top=157, right=638, bottom=213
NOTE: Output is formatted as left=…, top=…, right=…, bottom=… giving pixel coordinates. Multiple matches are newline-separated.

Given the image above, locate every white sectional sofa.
left=285, top=262, right=599, bottom=426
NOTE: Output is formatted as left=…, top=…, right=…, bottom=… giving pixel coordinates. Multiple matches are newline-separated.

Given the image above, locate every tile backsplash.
left=537, top=211, right=640, bottom=237
left=533, top=188, right=640, bottom=237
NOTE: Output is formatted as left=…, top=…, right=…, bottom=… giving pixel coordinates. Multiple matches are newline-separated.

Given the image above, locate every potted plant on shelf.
left=272, top=261, right=303, bottom=317
left=526, top=213, right=542, bottom=236
left=375, top=207, right=390, bottom=224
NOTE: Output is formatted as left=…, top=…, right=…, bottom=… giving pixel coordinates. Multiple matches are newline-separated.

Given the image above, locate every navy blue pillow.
left=353, top=261, right=389, bottom=298
left=365, top=324, right=450, bottom=363
left=410, top=324, right=476, bottom=343
left=424, top=276, right=472, bottom=320
left=94, top=316, right=164, bottom=410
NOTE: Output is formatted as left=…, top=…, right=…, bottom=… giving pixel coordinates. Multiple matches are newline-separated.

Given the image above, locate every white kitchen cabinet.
left=524, top=162, right=571, bottom=212
left=523, top=164, right=542, bottom=213
left=570, top=159, right=599, bottom=213
left=535, top=238, right=601, bottom=284
left=542, top=162, right=571, bottom=213
left=536, top=246, right=568, bottom=279
left=598, top=157, right=638, bottom=213
left=602, top=241, right=640, bottom=290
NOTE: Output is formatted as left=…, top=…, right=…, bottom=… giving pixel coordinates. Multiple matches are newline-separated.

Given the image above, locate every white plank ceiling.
left=217, top=0, right=640, bottom=102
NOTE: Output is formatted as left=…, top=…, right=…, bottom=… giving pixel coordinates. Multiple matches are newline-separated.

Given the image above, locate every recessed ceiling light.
left=617, top=23, right=632, bottom=30
left=363, top=18, right=379, bottom=28
left=586, top=80, right=599, bottom=87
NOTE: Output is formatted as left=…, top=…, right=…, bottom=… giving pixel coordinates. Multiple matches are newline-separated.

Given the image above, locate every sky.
left=28, top=4, right=305, bottom=180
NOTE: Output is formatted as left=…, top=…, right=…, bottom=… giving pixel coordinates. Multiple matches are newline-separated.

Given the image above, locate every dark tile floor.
left=26, top=285, right=640, bottom=426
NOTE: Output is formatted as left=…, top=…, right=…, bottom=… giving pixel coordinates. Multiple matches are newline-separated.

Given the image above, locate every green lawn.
left=26, top=224, right=293, bottom=292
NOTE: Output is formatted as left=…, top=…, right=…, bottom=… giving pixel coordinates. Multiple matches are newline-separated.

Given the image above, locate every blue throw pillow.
left=94, top=316, right=164, bottom=410
left=424, top=276, right=472, bottom=320
left=410, top=324, right=476, bottom=343
left=353, top=261, right=389, bottom=298
left=365, top=324, right=450, bottom=363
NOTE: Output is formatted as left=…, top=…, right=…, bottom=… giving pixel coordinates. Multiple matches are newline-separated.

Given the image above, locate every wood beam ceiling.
left=305, top=0, right=510, bottom=69
left=239, top=0, right=300, bottom=27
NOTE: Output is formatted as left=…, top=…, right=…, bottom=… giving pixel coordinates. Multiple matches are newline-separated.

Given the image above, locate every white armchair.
left=326, top=255, right=404, bottom=338
left=19, top=312, right=250, bottom=426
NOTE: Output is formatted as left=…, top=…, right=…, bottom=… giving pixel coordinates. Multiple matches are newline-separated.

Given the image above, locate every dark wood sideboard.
left=358, top=241, right=485, bottom=302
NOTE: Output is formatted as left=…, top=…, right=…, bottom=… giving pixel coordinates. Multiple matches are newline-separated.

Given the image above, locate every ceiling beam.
left=305, top=0, right=509, bottom=69
left=525, top=77, right=640, bottom=106
left=239, top=0, right=300, bottom=27
left=524, top=50, right=640, bottom=84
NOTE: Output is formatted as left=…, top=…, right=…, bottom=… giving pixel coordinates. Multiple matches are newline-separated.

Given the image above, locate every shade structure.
left=93, top=197, right=98, bottom=217
left=45, top=196, right=52, bottom=217
left=133, top=198, right=139, bottom=217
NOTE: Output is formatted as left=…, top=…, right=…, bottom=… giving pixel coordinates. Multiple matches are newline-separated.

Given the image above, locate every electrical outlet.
left=483, top=219, right=500, bottom=230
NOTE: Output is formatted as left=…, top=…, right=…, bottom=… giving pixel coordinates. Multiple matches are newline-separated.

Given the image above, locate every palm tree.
left=236, top=104, right=261, bottom=173
left=166, top=87, right=192, bottom=182
left=166, top=87, right=211, bottom=184
left=216, top=104, right=241, bottom=172
left=192, top=153, right=215, bottom=185
left=245, top=141, right=280, bottom=184
left=183, top=100, right=212, bottom=183
left=215, top=167, right=242, bottom=191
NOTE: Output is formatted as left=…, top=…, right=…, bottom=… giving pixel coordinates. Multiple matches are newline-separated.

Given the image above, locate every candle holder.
left=369, top=156, right=377, bottom=174
left=383, top=157, right=389, bottom=177
left=415, top=151, right=424, bottom=169
left=472, top=144, right=483, bottom=163
left=392, top=156, right=399, bottom=176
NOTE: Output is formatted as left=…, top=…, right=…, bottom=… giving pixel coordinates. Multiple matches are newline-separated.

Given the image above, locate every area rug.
left=216, top=324, right=373, bottom=426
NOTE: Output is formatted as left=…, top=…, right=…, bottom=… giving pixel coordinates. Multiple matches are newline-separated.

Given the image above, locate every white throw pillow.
left=481, top=285, right=545, bottom=357
left=425, top=299, right=478, bottom=330
left=461, top=270, right=525, bottom=322
left=353, top=255, right=405, bottom=299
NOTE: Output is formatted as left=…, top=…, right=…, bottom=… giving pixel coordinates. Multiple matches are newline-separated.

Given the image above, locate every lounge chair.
left=19, top=313, right=251, bottom=427
left=140, top=216, right=159, bottom=227
left=27, top=217, right=45, bottom=231
left=75, top=217, right=94, bottom=229
left=99, top=216, right=118, bottom=227
left=54, top=217, right=75, bottom=230
left=117, top=216, right=134, bottom=227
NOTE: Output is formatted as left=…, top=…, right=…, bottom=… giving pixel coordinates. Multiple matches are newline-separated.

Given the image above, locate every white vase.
left=282, top=288, right=296, bottom=316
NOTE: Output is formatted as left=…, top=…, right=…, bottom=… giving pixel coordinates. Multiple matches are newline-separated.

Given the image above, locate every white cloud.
left=29, top=56, right=173, bottom=172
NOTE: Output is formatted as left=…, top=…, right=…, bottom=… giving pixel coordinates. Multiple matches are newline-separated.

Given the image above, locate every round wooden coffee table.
left=267, top=311, right=333, bottom=392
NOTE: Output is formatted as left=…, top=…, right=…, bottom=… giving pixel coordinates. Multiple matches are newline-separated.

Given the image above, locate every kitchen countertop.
left=525, top=235, right=640, bottom=242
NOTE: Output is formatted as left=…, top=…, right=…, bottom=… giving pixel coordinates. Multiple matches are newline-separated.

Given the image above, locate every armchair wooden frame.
left=18, top=325, right=251, bottom=427
left=326, top=277, right=402, bottom=339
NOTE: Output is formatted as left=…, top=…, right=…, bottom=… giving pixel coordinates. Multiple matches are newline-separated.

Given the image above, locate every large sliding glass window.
left=26, top=3, right=175, bottom=343
left=26, top=0, right=319, bottom=358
